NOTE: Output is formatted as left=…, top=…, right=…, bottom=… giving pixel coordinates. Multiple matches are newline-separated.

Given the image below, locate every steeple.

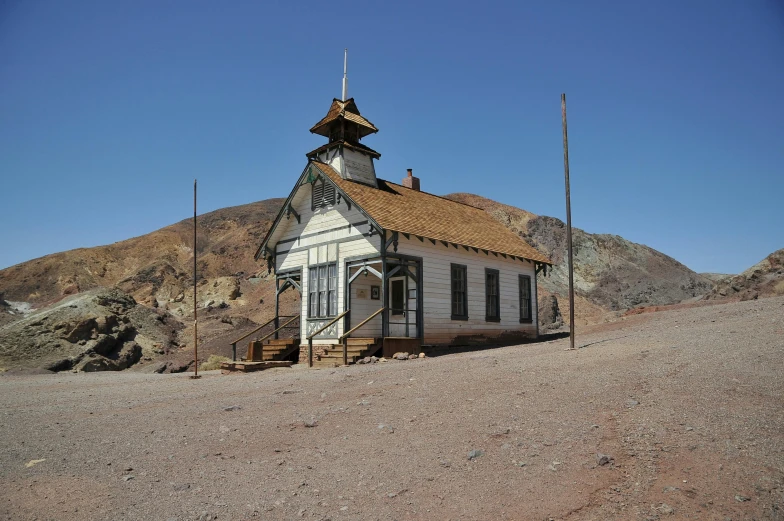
left=306, top=50, right=380, bottom=187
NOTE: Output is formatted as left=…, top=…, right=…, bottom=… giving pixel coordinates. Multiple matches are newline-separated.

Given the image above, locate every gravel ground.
left=1, top=297, right=782, bottom=520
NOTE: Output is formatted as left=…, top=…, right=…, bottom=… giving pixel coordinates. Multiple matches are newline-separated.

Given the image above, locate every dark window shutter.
left=486, top=269, right=499, bottom=321
left=519, top=275, right=532, bottom=322
left=451, top=264, right=467, bottom=319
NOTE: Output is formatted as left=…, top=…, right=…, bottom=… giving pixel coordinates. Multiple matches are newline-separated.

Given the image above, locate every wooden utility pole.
left=191, top=179, right=201, bottom=378
left=561, top=94, right=575, bottom=350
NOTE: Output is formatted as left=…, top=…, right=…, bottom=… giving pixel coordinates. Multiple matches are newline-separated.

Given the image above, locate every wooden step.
left=264, top=338, right=298, bottom=346
left=246, top=338, right=301, bottom=362
left=344, top=337, right=378, bottom=346
left=321, top=346, right=366, bottom=354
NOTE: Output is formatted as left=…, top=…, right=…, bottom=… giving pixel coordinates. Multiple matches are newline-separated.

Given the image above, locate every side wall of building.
left=397, top=235, right=538, bottom=345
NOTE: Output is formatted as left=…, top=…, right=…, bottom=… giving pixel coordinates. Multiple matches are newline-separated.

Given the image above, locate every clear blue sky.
left=1, top=1, right=782, bottom=274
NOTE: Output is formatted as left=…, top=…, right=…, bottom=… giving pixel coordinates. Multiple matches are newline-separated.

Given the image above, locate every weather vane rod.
left=342, top=48, right=348, bottom=101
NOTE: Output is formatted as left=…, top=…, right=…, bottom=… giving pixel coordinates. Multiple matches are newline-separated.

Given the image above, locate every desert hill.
left=704, top=248, right=784, bottom=301
left=0, top=198, right=284, bottom=309
left=0, top=192, right=723, bottom=371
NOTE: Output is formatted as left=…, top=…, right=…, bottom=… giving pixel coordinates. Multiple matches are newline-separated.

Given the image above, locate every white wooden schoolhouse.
left=254, top=61, right=552, bottom=367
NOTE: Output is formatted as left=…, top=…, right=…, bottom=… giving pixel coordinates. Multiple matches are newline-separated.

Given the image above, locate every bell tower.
left=306, top=49, right=380, bottom=187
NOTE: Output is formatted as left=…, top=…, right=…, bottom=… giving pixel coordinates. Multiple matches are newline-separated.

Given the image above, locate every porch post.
left=381, top=233, right=388, bottom=339
left=274, top=277, right=280, bottom=340
left=344, top=262, right=351, bottom=337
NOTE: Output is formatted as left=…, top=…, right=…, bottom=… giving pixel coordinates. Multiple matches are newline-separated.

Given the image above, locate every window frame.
left=390, top=279, right=405, bottom=316
left=485, top=268, right=500, bottom=322
left=308, top=261, right=338, bottom=319
left=450, top=263, right=468, bottom=320
left=519, top=274, right=533, bottom=323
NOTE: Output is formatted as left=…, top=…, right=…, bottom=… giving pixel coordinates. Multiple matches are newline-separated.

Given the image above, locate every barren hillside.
left=704, top=248, right=784, bottom=301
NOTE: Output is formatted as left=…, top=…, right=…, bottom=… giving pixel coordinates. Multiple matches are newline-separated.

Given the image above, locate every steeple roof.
left=310, top=98, right=378, bottom=139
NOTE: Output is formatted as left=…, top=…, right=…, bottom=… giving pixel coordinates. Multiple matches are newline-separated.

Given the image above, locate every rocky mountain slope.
left=0, top=192, right=721, bottom=371
left=704, top=248, right=784, bottom=301
left=0, top=288, right=180, bottom=372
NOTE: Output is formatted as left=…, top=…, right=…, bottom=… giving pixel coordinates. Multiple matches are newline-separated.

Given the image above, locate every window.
left=308, top=262, right=337, bottom=318
left=391, top=279, right=405, bottom=316
left=485, top=268, right=500, bottom=321
left=519, top=275, right=532, bottom=323
left=451, top=264, right=468, bottom=320
left=311, top=178, right=336, bottom=209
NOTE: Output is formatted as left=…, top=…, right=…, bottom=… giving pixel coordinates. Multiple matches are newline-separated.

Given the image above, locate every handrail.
left=306, top=310, right=350, bottom=340
left=339, top=307, right=385, bottom=341
left=257, top=315, right=300, bottom=345
left=306, top=309, right=350, bottom=368
left=230, top=317, right=277, bottom=346
left=229, top=315, right=296, bottom=361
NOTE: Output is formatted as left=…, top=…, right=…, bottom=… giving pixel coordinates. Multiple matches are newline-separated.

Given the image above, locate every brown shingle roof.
left=310, top=98, right=378, bottom=138
left=312, top=162, right=552, bottom=265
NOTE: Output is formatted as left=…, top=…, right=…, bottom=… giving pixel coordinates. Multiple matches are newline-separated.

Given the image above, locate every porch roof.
left=312, top=162, right=552, bottom=265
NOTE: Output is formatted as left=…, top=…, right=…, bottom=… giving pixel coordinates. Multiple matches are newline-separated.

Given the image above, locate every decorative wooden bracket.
left=285, top=204, right=300, bottom=224
left=385, top=231, right=399, bottom=253
left=535, top=263, right=548, bottom=276
left=367, top=224, right=378, bottom=237
left=277, top=275, right=301, bottom=294
left=336, top=191, right=351, bottom=210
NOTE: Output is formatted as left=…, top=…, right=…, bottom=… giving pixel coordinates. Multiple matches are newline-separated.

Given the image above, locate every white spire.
left=342, top=48, right=348, bottom=101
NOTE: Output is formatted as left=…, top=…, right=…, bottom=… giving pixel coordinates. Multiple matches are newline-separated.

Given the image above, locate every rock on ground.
left=0, top=287, right=180, bottom=373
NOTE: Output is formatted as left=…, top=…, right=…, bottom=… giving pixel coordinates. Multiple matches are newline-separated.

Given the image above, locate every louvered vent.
left=311, top=180, right=336, bottom=209
left=323, top=182, right=335, bottom=206
left=312, top=181, right=324, bottom=209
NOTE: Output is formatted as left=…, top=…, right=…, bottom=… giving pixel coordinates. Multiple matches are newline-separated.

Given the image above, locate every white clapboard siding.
left=397, top=235, right=537, bottom=344
left=273, top=182, right=372, bottom=248
left=278, top=250, right=307, bottom=273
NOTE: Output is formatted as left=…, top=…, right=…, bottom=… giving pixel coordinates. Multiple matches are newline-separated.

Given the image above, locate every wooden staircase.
left=246, top=338, right=300, bottom=362
left=312, top=338, right=381, bottom=368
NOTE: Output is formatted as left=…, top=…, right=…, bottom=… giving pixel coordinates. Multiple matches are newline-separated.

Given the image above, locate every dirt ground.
left=1, top=297, right=782, bottom=521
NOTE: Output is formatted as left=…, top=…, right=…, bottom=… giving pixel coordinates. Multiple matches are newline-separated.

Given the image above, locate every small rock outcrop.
left=0, top=288, right=180, bottom=373
left=538, top=294, right=563, bottom=331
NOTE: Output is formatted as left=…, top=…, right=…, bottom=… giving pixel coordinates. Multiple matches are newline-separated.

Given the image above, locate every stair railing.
left=229, top=317, right=277, bottom=361
left=252, top=315, right=300, bottom=362
left=228, top=315, right=299, bottom=361
left=338, top=307, right=385, bottom=366
left=305, top=310, right=350, bottom=368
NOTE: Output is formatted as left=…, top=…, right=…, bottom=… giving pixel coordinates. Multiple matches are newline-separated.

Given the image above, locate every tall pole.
left=342, top=48, right=348, bottom=101
left=561, top=94, right=575, bottom=350
left=192, top=179, right=200, bottom=378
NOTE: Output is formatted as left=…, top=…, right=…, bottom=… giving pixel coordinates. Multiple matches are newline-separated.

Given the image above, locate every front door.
left=388, top=276, right=417, bottom=338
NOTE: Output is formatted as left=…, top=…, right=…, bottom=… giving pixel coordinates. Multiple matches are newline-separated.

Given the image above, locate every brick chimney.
left=402, top=168, right=420, bottom=191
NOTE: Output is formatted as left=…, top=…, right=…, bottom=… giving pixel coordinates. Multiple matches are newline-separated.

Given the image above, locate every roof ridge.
left=377, top=178, right=487, bottom=212
left=311, top=161, right=552, bottom=265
